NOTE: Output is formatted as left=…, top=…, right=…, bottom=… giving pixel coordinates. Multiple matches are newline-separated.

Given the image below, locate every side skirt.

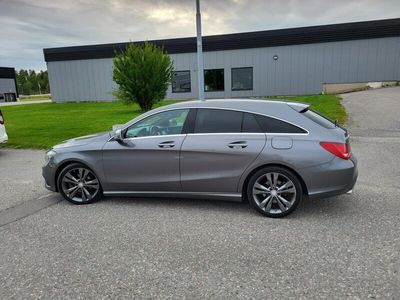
left=102, top=191, right=243, bottom=202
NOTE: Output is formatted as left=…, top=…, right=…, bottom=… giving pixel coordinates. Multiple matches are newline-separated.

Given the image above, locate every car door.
left=102, top=109, right=190, bottom=192
left=180, top=109, right=266, bottom=193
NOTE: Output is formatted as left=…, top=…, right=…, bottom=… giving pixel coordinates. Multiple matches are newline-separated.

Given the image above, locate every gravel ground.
left=0, top=88, right=399, bottom=299
left=0, top=149, right=48, bottom=211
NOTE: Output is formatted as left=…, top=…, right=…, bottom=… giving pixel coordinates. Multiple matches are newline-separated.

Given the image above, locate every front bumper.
left=42, top=164, right=58, bottom=192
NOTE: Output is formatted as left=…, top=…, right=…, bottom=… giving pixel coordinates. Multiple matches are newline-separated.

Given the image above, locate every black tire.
left=247, top=166, right=303, bottom=218
left=57, top=163, right=103, bottom=205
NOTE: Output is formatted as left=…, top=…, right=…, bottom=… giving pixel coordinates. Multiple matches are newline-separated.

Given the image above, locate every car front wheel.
left=58, top=163, right=102, bottom=204
left=247, top=166, right=303, bottom=218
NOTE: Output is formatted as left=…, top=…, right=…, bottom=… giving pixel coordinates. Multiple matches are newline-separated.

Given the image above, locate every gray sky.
left=1, top=0, right=399, bottom=71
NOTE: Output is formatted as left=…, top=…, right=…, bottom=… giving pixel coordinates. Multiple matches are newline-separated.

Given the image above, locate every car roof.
left=159, top=99, right=309, bottom=115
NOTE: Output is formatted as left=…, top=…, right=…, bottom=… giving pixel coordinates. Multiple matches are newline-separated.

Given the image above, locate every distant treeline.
left=16, top=69, right=50, bottom=95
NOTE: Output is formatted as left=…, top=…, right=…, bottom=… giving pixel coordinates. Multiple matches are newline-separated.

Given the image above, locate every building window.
left=204, top=69, right=224, bottom=92
left=172, top=71, right=191, bottom=93
left=231, top=67, right=253, bottom=91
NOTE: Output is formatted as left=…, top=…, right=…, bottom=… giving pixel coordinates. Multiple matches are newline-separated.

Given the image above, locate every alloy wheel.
left=252, top=172, right=297, bottom=214
left=61, top=167, right=100, bottom=203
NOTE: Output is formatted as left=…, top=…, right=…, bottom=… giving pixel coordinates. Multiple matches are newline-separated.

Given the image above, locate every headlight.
left=44, top=150, right=56, bottom=166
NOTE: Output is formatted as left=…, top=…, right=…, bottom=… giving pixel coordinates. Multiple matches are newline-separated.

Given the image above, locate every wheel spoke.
left=265, top=196, right=273, bottom=211
left=82, top=187, right=92, bottom=200
left=265, top=173, right=274, bottom=188
left=80, top=188, right=87, bottom=202
left=277, top=181, right=292, bottom=192
left=69, top=186, right=79, bottom=198
left=65, top=185, right=78, bottom=193
left=276, top=196, right=288, bottom=212
left=84, top=179, right=99, bottom=187
left=78, top=168, right=84, bottom=180
left=259, top=195, right=272, bottom=208
left=277, top=195, right=292, bottom=207
left=273, top=173, right=279, bottom=187
left=279, top=187, right=296, bottom=194
left=65, top=173, right=78, bottom=183
left=82, top=169, right=89, bottom=181
left=254, top=182, right=270, bottom=192
left=254, top=190, right=270, bottom=195
left=63, top=178, right=77, bottom=185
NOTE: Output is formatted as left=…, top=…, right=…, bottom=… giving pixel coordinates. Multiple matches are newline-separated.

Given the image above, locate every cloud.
left=0, top=0, right=399, bottom=70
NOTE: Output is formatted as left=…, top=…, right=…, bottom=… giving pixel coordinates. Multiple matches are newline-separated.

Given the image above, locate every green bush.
left=113, top=42, right=174, bottom=112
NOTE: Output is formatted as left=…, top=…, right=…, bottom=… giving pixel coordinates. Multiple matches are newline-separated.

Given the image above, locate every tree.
left=112, top=42, right=174, bottom=112
left=15, top=69, right=50, bottom=95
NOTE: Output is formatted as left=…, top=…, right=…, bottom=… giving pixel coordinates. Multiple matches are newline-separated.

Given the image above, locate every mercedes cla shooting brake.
left=42, top=100, right=357, bottom=218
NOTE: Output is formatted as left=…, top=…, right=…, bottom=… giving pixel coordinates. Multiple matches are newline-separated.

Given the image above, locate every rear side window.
left=242, top=113, right=262, bottom=133
left=302, top=109, right=336, bottom=129
left=254, top=114, right=307, bottom=134
left=194, top=109, right=242, bottom=133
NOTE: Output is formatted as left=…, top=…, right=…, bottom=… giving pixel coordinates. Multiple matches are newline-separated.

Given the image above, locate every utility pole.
left=196, top=0, right=205, bottom=101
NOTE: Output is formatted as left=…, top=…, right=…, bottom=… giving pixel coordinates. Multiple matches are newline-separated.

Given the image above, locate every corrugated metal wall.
left=47, top=37, right=400, bottom=102
left=0, top=78, right=17, bottom=95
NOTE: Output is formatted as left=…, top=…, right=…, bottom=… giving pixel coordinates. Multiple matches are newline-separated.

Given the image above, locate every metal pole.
left=196, top=0, right=205, bottom=101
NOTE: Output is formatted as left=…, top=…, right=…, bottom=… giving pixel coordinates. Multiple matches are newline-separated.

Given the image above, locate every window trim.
left=171, top=70, right=191, bottom=93
left=113, top=106, right=309, bottom=141
left=204, top=68, right=225, bottom=92
left=231, top=67, right=253, bottom=91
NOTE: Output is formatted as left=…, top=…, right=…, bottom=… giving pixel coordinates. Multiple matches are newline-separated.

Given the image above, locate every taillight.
left=0, top=110, right=4, bottom=125
left=320, top=142, right=351, bottom=160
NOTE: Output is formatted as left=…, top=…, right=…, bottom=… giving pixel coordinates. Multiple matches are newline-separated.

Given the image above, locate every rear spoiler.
left=288, top=102, right=348, bottom=133
left=287, top=102, right=310, bottom=113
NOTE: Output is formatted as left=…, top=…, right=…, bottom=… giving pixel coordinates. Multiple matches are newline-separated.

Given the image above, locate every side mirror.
left=114, top=129, right=124, bottom=142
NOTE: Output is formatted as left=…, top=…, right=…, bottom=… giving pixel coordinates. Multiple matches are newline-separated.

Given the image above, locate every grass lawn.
left=0, top=95, right=347, bottom=149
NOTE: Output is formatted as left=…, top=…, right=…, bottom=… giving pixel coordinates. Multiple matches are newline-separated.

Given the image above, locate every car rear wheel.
left=247, top=166, right=302, bottom=218
left=58, top=163, right=102, bottom=204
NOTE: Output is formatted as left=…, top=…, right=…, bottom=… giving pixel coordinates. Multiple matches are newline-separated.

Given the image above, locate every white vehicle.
left=0, top=110, right=8, bottom=144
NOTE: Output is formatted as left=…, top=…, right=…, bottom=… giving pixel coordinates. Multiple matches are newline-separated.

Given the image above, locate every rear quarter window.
left=254, top=114, right=307, bottom=134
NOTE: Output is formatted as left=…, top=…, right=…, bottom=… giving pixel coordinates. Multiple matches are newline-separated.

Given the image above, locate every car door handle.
left=158, top=141, right=175, bottom=148
left=227, top=141, right=248, bottom=149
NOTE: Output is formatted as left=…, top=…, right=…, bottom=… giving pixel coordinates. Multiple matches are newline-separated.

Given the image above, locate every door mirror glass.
left=125, top=109, right=189, bottom=138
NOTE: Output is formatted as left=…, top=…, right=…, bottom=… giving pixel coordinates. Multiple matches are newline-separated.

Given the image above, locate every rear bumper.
left=302, top=156, right=358, bottom=200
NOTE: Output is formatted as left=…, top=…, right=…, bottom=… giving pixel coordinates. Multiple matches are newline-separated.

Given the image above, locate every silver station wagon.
left=42, top=100, right=357, bottom=217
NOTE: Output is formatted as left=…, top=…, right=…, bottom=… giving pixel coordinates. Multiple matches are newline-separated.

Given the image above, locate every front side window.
left=125, top=109, right=189, bottom=138
left=231, top=67, right=253, bottom=91
left=194, top=109, right=242, bottom=133
left=172, top=71, right=191, bottom=93
left=204, top=69, right=224, bottom=92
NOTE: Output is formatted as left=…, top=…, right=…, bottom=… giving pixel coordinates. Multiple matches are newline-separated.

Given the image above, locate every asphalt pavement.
left=0, top=88, right=399, bottom=299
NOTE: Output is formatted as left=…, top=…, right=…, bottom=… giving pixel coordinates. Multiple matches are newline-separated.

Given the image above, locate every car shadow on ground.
left=57, top=192, right=358, bottom=219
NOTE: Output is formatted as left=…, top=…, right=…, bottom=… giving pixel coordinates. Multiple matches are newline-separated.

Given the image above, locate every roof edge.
left=43, top=18, right=400, bottom=62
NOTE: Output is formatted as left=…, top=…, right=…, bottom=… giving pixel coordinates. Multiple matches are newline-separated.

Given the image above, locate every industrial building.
left=43, top=18, right=400, bottom=102
left=0, top=67, right=18, bottom=102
